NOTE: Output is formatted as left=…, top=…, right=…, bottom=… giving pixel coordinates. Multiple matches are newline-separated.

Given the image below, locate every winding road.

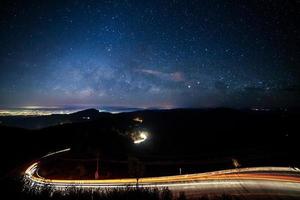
left=24, top=162, right=300, bottom=199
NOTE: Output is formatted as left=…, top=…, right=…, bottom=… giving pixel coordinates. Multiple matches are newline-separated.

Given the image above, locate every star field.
left=0, top=0, right=299, bottom=108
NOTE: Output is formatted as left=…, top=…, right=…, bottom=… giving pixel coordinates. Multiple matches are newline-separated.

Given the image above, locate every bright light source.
left=132, top=131, right=148, bottom=144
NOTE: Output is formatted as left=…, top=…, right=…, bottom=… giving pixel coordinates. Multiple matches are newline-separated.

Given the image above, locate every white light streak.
left=23, top=162, right=300, bottom=193
left=133, top=131, right=148, bottom=144
left=42, top=148, right=71, bottom=158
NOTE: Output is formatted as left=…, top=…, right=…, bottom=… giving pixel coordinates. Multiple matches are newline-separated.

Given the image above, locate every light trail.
left=132, top=131, right=148, bottom=144
left=24, top=162, right=300, bottom=190
left=41, top=148, right=71, bottom=158
left=23, top=149, right=300, bottom=198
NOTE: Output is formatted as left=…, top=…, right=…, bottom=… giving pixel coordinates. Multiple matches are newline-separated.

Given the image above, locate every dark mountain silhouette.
left=69, top=108, right=101, bottom=117
left=1, top=108, right=299, bottom=177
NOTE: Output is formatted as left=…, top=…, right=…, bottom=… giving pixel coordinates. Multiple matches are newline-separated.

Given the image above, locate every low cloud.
left=137, top=69, right=185, bottom=82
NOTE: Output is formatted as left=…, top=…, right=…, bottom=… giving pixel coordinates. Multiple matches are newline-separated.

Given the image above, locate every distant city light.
left=0, top=108, right=81, bottom=116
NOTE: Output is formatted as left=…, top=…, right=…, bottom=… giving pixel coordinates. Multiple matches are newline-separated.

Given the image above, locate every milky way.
left=0, top=0, right=299, bottom=108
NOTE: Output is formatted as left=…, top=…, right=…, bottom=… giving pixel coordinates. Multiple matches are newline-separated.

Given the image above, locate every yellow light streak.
left=24, top=162, right=300, bottom=189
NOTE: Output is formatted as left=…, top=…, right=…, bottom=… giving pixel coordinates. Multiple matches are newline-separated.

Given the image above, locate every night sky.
left=0, top=0, right=299, bottom=109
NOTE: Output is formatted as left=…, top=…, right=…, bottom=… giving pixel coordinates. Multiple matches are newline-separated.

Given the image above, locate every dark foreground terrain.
left=0, top=108, right=299, bottom=199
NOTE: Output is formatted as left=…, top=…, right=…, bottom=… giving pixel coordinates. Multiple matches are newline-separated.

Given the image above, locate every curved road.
left=24, top=162, right=300, bottom=199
